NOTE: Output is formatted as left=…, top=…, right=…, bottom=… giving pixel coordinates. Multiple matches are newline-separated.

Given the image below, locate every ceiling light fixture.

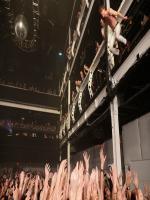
left=58, top=52, right=63, bottom=56
left=5, top=0, right=40, bottom=52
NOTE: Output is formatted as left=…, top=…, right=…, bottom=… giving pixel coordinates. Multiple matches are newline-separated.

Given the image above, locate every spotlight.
left=15, top=15, right=28, bottom=41
left=58, top=52, right=63, bottom=56
left=19, top=21, right=23, bottom=28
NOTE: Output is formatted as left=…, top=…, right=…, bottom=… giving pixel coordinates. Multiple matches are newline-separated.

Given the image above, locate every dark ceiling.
left=0, top=105, right=59, bottom=137
left=0, top=0, right=74, bottom=163
left=0, top=0, right=74, bottom=94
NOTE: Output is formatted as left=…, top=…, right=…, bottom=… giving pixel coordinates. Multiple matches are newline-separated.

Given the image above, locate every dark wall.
left=0, top=85, right=60, bottom=109
left=0, top=135, right=59, bottom=167
left=71, top=140, right=113, bottom=171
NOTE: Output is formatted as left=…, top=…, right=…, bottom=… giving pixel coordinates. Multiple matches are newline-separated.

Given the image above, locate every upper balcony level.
left=0, top=83, right=60, bottom=112
left=59, top=0, right=150, bottom=147
left=59, top=0, right=94, bottom=98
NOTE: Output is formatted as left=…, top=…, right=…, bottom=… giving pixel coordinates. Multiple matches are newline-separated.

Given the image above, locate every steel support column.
left=106, top=0, right=122, bottom=180
left=110, top=96, right=122, bottom=179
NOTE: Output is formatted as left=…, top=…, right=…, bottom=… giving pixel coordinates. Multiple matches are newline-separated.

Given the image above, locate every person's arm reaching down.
left=108, top=8, right=128, bottom=20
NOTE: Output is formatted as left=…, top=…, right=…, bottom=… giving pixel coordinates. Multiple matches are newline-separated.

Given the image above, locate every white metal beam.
left=118, top=0, right=134, bottom=17
left=60, top=0, right=96, bottom=100
left=61, top=30, right=150, bottom=146
left=0, top=100, right=60, bottom=114
left=76, top=2, right=86, bottom=36
left=69, top=0, right=95, bottom=77
left=106, top=0, right=122, bottom=182
left=114, top=30, right=150, bottom=83
left=60, top=0, right=134, bottom=99
left=110, top=95, right=122, bottom=181
left=70, top=41, right=105, bottom=110
left=67, top=141, right=71, bottom=173
left=69, top=0, right=135, bottom=113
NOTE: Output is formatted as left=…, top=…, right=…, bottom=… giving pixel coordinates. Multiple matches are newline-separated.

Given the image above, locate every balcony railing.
left=60, top=0, right=150, bottom=145
left=60, top=0, right=95, bottom=98
left=61, top=30, right=150, bottom=146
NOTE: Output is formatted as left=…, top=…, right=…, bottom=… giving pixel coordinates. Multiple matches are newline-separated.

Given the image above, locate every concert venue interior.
left=0, top=0, right=150, bottom=199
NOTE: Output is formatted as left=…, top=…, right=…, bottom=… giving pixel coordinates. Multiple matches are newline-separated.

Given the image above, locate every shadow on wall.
left=122, top=112, right=150, bottom=189
left=71, top=139, right=113, bottom=172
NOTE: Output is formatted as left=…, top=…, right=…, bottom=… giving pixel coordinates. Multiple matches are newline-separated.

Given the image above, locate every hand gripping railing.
left=60, top=0, right=95, bottom=99
left=70, top=41, right=105, bottom=122
left=60, top=0, right=150, bottom=145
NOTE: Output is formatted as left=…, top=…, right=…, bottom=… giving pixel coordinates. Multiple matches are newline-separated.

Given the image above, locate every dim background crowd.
left=0, top=146, right=150, bottom=200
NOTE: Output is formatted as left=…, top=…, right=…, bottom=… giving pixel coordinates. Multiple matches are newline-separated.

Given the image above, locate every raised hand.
left=99, top=145, right=106, bottom=170
left=20, top=171, right=25, bottom=183
left=87, top=176, right=92, bottom=200
left=69, top=162, right=79, bottom=200
left=19, top=171, right=25, bottom=196
left=22, top=174, right=30, bottom=195
left=90, top=169, right=98, bottom=200
left=83, top=152, right=90, bottom=173
left=71, top=161, right=84, bottom=200
left=33, top=175, right=40, bottom=200
left=126, top=168, right=132, bottom=187
left=45, top=163, right=51, bottom=179
left=133, top=172, right=139, bottom=189
left=125, top=166, right=132, bottom=198
left=111, top=164, right=118, bottom=194
left=13, top=186, right=20, bottom=200
left=95, top=167, right=101, bottom=199
left=83, top=152, right=90, bottom=199
left=49, top=172, right=57, bottom=199
left=41, top=163, right=51, bottom=200
left=52, top=160, right=67, bottom=200
left=143, top=183, right=150, bottom=199
left=137, top=189, right=144, bottom=200
left=76, top=179, right=84, bottom=200
left=26, top=178, right=35, bottom=200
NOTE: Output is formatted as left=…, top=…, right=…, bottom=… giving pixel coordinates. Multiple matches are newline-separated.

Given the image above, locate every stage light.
left=58, top=52, right=63, bottom=56
left=15, top=15, right=28, bottom=41
left=19, top=21, right=23, bottom=28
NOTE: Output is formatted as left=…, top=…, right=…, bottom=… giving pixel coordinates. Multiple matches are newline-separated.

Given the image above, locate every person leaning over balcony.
left=72, top=90, right=76, bottom=102
left=99, top=6, right=128, bottom=55
left=80, top=70, right=85, bottom=81
left=83, top=65, right=89, bottom=75
left=100, top=18, right=119, bottom=56
left=75, top=80, right=81, bottom=93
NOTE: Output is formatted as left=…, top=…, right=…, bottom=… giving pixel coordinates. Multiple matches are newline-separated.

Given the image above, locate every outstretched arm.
left=99, top=145, right=106, bottom=200
left=33, top=175, right=40, bottom=200
left=108, top=8, right=128, bottom=20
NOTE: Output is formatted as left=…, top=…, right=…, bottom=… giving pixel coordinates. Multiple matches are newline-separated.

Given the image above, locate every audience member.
left=0, top=145, right=149, bottom=200
left=99, top=6, right=128, bottom=55
left=75, top=80, right=82, bottom=93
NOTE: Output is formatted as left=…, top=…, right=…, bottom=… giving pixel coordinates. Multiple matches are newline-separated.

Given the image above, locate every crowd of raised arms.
left=0, top=146, right=150, bottom=200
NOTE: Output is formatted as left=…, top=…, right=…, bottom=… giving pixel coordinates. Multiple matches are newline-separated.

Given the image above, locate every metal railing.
left=61, top=30, right=150, bottom=146
left=60, top=0, right=95, bottom=98
left=60, top=0, right=150, bottom=143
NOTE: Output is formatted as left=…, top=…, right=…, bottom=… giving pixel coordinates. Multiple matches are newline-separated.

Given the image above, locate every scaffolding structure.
left=59, top=0, right=150, bottom=174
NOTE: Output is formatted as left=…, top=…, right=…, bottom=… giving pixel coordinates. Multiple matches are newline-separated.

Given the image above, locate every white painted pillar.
left=110, top=96, right=122, bottom=179
left=105, top=0, right=122, bottom=181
